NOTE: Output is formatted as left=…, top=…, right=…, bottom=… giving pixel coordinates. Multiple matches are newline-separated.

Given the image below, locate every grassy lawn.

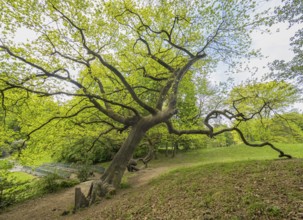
left=152, top=143, right=303, bottom=167
left=107, top=143, right=303, bottom=219
left=7, top=172, right=35, bottom=182
left=1, top=143, right=302, bottom=219
left=98, top=158, right=303, bottom=220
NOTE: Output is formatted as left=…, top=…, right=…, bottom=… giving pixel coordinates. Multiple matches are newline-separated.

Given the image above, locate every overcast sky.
left=212, top=22, right=299, bottom=83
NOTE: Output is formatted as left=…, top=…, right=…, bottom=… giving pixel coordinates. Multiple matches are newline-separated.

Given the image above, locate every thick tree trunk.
left=84, top=119, right=152, bottom=205
left=82, top=112, right=175, bottom=207
left=101, top=123, right=147, bottom=188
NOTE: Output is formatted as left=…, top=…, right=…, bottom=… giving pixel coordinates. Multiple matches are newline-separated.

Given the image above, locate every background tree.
left=268, top=0, right=303, bottom=90
left=0, top=0, right=293, bottom=204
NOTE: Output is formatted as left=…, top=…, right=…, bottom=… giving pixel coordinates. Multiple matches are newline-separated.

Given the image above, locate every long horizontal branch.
left=213, top=127, right=292, bottom=158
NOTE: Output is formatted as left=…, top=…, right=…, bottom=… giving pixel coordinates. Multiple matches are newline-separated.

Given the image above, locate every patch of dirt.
left=0, top=164, right=185, bottom=220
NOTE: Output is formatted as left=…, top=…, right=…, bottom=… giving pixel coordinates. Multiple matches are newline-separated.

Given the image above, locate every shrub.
left=39, top=173, right=79, bottom=193
left=0, top=169, right=33, bottom=209
left=0, top=160, right=13, bottom=170
left=77, top=163, right=93, bottom=182
left=0, top=170, right=16, bottom=208
left=39, top=173, right=62, bottom=193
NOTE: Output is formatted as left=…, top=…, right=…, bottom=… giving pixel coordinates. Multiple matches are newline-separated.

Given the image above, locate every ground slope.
left=1, top=158, right=302, bottom=220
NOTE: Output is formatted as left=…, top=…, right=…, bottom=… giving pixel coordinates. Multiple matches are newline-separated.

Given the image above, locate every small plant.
left=0, top=169, right=32, bottom=208
left=60, top=179, right=79, bottom=188
left=77, top=163, right=93, bottom=182
left=266, top=205, right=281, bottom=217
left=39, top=173, right=79, bottom=193
left=120, top=182, right=130, bottom=189
left=40, top=173, right=62, bottom=193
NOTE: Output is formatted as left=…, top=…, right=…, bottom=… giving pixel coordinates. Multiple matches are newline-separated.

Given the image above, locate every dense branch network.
left=0, top=2, right=217, bottom=140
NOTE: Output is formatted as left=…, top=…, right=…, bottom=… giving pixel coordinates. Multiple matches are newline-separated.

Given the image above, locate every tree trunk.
left=171, top=142, right=178, bottom=158
left=85, top=119, right=150, bottom=205
left=101, top=123, right=147, bottom=188
left=165, top=142, right=168, bottom=157
left=82, top=111, right=175, bottom=206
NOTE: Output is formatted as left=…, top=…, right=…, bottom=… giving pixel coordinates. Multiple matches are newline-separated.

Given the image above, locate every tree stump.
left=74, top=187, right=89, bottom=211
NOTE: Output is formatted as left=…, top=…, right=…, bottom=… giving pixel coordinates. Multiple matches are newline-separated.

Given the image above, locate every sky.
left=212, top=23, right=299, bottom=84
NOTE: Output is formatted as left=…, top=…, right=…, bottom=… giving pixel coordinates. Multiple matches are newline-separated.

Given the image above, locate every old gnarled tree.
left=0, top=0, right=292, bottom=206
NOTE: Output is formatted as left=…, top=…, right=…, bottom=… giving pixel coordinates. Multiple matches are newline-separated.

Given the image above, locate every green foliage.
left=0, top=169, right=16, bottom=208
left=39, top=173, right=62, bottom=193
left=77, top=163, right=92, bottom=182
left=58, top=135, right=121, bottom=164
left=234, top=111, right=303, bottom=143
left=0, top=168, right=35, bottom=209
left=0, top=162, right=79, bottom=209
left=0, top=160, right=13, bottom=170
left=38, top=173, right=79, bottom=193
left=228, top=81, right=299, bottom=117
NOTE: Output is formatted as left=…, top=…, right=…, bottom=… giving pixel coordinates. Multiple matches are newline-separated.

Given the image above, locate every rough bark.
left=100, top=122, right=148, bottom=187
left=84, top=117, right=154, bottom=205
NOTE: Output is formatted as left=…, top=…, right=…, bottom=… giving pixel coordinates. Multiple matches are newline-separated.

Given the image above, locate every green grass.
left=98, top=159, right=303, bottom=220
left=8, top=172, right=35, bottom=182
left=153, top=143, right=303, bottom=167
left=104, top=143, right=303, bottom=219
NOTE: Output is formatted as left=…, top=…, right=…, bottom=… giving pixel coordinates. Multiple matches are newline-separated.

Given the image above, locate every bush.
left=39, top=173, right=62, bottom=193
left=0, top=170, right=15, bottom=208
left=58, top=136, right=123, bottom=164
left=0, top=169, right=33, bottom=209
left=77, top=163, right=93, bottom=182
left=0, top=160, right=13, bottom=170
left=39, top=173, right=79, bottom=193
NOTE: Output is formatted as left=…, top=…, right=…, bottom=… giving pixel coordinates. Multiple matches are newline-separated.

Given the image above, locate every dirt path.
left=0, top=163, right=192, bottom=220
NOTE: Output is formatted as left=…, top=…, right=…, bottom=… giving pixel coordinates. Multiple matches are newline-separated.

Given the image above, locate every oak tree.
left=0, top=0, right=292, bottom=204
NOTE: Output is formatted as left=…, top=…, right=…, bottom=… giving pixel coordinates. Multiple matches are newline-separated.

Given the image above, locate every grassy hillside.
left=67, top=144, right=303, bottom=220
left=75, top=159, right=303, bottom=220
left=1, top=143, right=302, bottom=219
left=161, top=143, right=303, bottom=163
